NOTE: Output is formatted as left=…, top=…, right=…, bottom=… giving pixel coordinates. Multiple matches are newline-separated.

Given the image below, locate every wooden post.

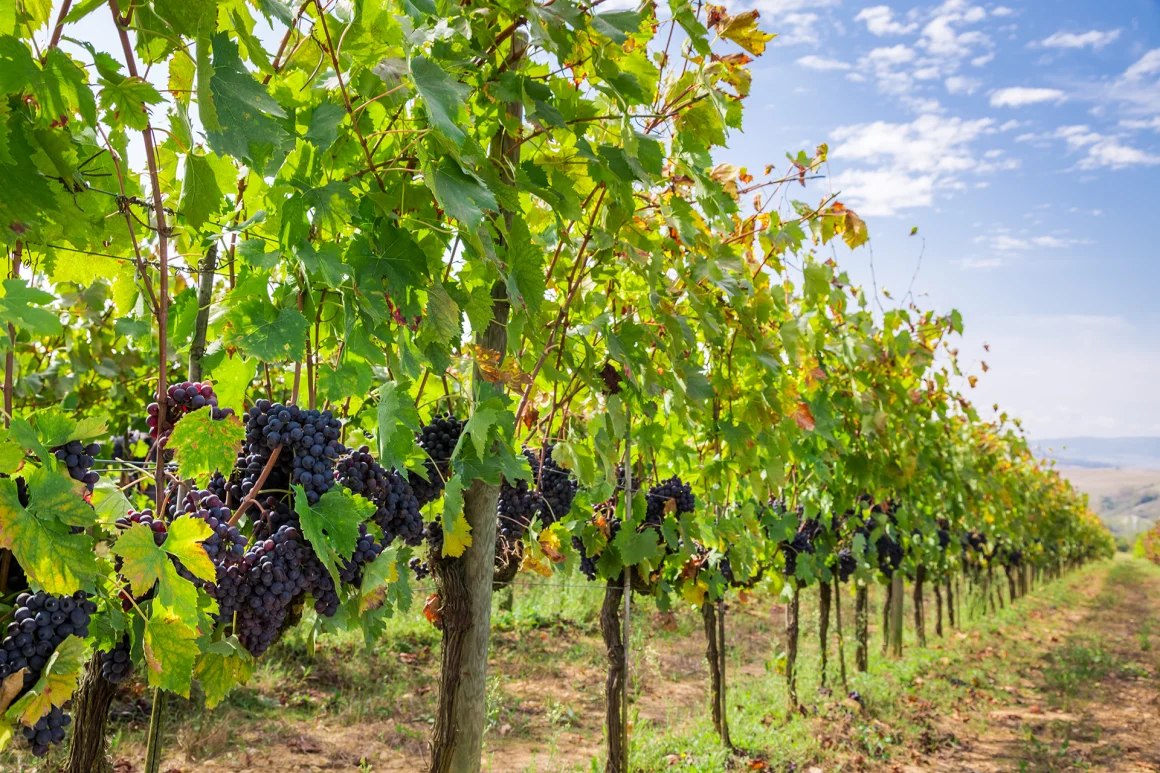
left=890, top=572, right=904, bottom=657
left=855, top=584, right=869, bottom=672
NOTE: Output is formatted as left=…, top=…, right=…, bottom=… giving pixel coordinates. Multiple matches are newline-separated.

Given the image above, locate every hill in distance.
left=1035, top=437, right=1160, bottom=538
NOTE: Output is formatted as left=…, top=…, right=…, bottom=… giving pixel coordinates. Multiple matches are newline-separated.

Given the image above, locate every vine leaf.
left=461, top=407, right=498, bottom=460
left=294, top=485, right=374, bottom=586
left=0, top=475, right=98, bottom=594
left=144, top=611, right=200, bottom=697
left=429, top=159, right=496, bottom=229
left=195, top=637, right=253, bottom=709
left=179, top=152, right=225, bottom=230
left=113, top=517, right=214, bottom=611
left=167, top=408, right=245, bottom=486
left=91, top=479, right=132, bottom=523
left=439, top=474, right=471, bottom=558
left=204, top=33, right=289, bottom=167
left=359, top=546, right=411, bottom=615
left=714, top=10, right=776, bottom=56
left=410, top=55, right=469, bottom=147
left=375, top=381, right=421, bottom=472
left=0, top=429, right=23, bottom=476
left=224, top=296, right=309, bottom=361
left=0, top=279, right=62, bottom=338
left=208, top=354, right=253, bottom=415
left=5, top=637, right=88, bottom=727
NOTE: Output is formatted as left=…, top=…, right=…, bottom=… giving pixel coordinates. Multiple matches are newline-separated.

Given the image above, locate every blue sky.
left=709, top=0, right=1160, bottom=439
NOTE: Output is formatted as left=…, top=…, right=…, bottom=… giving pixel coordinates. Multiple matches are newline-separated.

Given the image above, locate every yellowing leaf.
left=520, top=552, right=552, bottom=578
left=6, top=637, right=88, bottom=727
left=167, top=408, right=245, bottom=486
left=195, top=637, right=253, bottom=708
left=0, top=477, right=98, bottom=594
left=439, top=475, right=471, bottom=558
left=715, top=9, right=775, bottom=56
left=144, top=611, right=200, bottom=697
left=681, top=579, right=708, bottom=607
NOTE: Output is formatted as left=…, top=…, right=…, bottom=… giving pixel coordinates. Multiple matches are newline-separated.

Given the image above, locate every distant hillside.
left=1059, top=467, right=1160, bottom=537
left=1036, top=437, right=1160, bottom=470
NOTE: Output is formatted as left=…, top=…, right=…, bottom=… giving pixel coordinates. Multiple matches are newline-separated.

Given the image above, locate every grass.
left=7, top=559, right=1155, bottom=772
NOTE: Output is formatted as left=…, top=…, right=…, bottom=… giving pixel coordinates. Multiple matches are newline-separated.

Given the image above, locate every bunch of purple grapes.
left=339, top=523, right=384, bottom=584
left=526, top=445, right=578, bottom=526
left=0, top=591, right=96, bottom=757
left=99, top=635, right=134, bottom=684
left=147, top=381, right=233, bottom=447
left=336, top=446, right=423, bottom=546
left=52, top=440, right=101, bottom=491
left=410, top=412, right=463, bottom=506
left=645, top=475, right=695, bottom=527
left=168, top=488, right=246, bottom=565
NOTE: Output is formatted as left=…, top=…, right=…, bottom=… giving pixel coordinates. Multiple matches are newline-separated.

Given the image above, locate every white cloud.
left=1035, top=29, right=1121, bottom=50
left=990, top=5, right=1014, bottom=16
left=854, top=5, right=917, bottom=36
left=971, top=52, right=995, bottom=66
left=830, top=168, right=936, bottom=216
left=1020, top=125, right=1160, bottom=169
left=1121, top=116, right=1160, bottom=131
left=1123, top=48, right=1160, bottom=81
left=778, top=12, right=821, bottom=46
left=1081, top=139, right=1160, bottom=169
left=946, top=75, right=982, bottom=94
left=982, top=234, right=1092, bottom=251
left=828, top=113, right=1015, bottom=214
left=866, top=44, right=917, bottom=66
left=990, top=87, right=1067, bottom=107
left=998, top=119, right=1023, bottom=131
left=919, top=0, right=992, bottom=59
left=964, top=315, right=1160, bottom=437
left=796, top=55, right=851, bottom=71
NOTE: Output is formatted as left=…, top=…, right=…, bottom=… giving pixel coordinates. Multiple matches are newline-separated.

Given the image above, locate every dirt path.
left=925, top=559, right=1160, bottom=773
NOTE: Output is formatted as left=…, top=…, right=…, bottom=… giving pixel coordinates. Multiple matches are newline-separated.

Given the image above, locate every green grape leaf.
left=195, top=636, right=253, bottom=708
left=439, top=474, right=471, bottom=558
left=376, top=380, right=421, bottom=472
left=91, top=479, right=132, bottom=523
left=461, top=407, right=498, bottom=460
left=179, top=152, right=224, bottom=230
left=423, top=282, right=461, bottom=343
left=167, top=408, right=244, bottom=486
left=207, top=353, right=253, bottom=415
left=614, top=526, right=663, bottom=567
left=5, top=637, right=88, bottom=727
left=410, top=55, right=469, bottom=146
left=0, top=477, right=98, bottom=594
left=143, top=611, right=200, bottom=697
left=591, top=10, right=643, bottom=44
left=504, top=218, right=546, bottom=315
left=429, top=159, right=496, bottom=229
left=0, top=279, right=62, bottom=338
left=196, top=33, right=218, bottom=131
left=317, top=361, right=373, bottom=404
left=99, top=77, right=164, bottom=131
left=304, top=102, right=346, bottom=149
left=359, top=545, right=410, bottom=615
left=205, top=33, right=289, bottom=168
left=25, top=466, right=95, bottom=527
left=41, top=49, right=96, bottom=127
left=0, top=429, right=23, bottom=475
left=113, top=518, right=213, bottom=610
left=294, top=484, right=375, bottom=587
left=224, top=297, right=309, bottom=361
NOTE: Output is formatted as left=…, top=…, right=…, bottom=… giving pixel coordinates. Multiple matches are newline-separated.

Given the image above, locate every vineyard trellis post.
left=855, top=584, right=869, bottom=672
left=890, top=572, right=904, bottom=657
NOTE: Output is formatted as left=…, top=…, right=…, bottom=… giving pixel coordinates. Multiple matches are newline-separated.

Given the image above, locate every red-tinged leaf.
left=423, top=594, right=443, bottom=628
left=793, top=402, right=816, bottom=431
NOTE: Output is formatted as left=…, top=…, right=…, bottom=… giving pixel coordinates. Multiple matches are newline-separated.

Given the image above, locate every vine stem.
left=143, top=688, right=166, bottom=773
left=4, top=241, right=20, bottom=426
left=228, top=446, right=283, bottom=526
left=108, top=0, right=170, bottom=502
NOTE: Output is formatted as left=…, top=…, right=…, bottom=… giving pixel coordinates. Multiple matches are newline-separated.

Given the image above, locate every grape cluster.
left=209, top=525, right=314, bottom=657
left=411, top=412, right=463, bottom=506
left=339, top=523, right=384, bottom=584
left=0, top=591, right=95, bottom=687
left=497, top=478, right=542, bottom=543
left=336, top=447, right=423, bottom=546
left=0, top=591, right=94, bottom=757
left=574, top=536, right=600, bottom=581
left=243, top=401, right=344, bottom=506
left=115, top=509, right=168, bottom=546
left=52, top=440, right=101, bottom=491
left=21, top=705, right=71, bottom=757
left=409, top=519, right=445, bottom=580
left=781, top=517, right=820, bottom=578
left=99, top=635, right=134, bottom=685
left=527, top=445, right=578, bottom=526
left=719, top=556, right=736, bottom=585
left=645, top=476, right=695, bottom=526
left=836, top=548, right=857, bottom=583
left=147, top=381, right=233, bottom=446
